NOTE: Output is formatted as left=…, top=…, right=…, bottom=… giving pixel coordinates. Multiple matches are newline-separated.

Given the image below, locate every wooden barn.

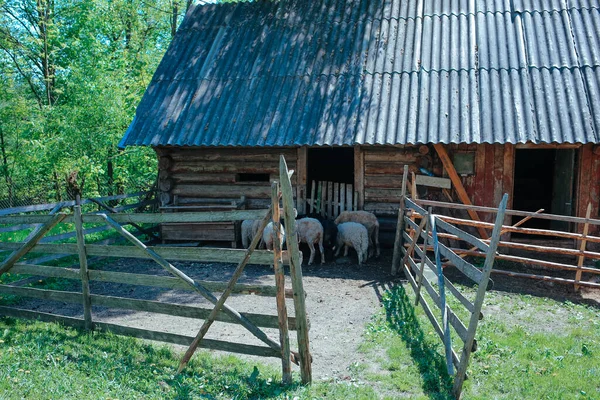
left=119, top=0, right=600, bottom=245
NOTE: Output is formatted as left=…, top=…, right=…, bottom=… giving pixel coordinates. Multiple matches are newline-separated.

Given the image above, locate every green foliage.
left=0, top=0, right=187, bottom=205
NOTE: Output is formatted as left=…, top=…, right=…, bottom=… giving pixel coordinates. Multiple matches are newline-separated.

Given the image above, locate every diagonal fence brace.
left=99, top=212, right=284, bottom=371
left=176, top=206, right=282, bottom=373
left=0, top=213, right=67, bottom=276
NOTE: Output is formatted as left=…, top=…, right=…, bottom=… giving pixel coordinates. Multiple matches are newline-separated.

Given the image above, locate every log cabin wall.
left=447, top=143, right=515, bottom=223
left=156, top=147, right=297, bottom=210
left=577, top=144, right=600, bottom=234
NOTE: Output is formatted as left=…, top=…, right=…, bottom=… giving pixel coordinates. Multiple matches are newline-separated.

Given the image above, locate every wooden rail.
left=392, top=166, right=508, bottom=399
left=0, top=175, right=312, bottom=385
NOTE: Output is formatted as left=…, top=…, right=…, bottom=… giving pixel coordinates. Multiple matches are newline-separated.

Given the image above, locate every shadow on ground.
left=382, top=283, right=454, bottom=400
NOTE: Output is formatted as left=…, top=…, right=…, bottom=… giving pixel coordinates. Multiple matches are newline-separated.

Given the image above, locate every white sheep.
left=334, top=222, right=369, bottom=265
left=241, top=219, right=263, bottom=248
left=296, top=217, right=325, bottom=265
left=334, top=211, right=380, bottom=258
left=262, top=221, right=286, bottom=251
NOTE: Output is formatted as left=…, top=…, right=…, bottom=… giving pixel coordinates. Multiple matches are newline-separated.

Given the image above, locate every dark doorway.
left=512, top=149, right=576, bottom=231
left=306, top=147, right=354, bottom=187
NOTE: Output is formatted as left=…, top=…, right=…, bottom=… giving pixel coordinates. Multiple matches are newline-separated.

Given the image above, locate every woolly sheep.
left=296, top=213, right=337, bottom=249
left=296, top=217, right=325, bottom=265
left=241, top=219, right=262, bottom=248
left=334, top=211, right=380, bottom=258
left=334, top=222, right=369, bottom=265
left=262, top=221, right=286, bottom=251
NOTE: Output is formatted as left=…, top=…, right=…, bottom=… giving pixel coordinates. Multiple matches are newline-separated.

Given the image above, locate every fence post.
left=575, top=203, right=592, bottom=290
left=74, top=195, right=93, bottom=331
left=271, top=181, right=292, bottom=384
left=391, top=165, right=409, bottom=275
left=280, top=155, right=312, bottom=384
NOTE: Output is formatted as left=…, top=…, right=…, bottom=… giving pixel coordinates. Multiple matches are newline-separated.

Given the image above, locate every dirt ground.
left=13, top=246, right=600, bottom=380
left=16, top=249, right=395, bottom=380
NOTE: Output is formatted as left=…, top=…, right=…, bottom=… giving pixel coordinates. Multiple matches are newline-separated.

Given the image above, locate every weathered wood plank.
left=280, top=155, right=312, bottom=384
left=0, top=306, right=281, bottom=358
left=434, top=218, right=489, bottom=252
left=391, top=166, right=408, bottom=276
left=176, top=198, right=280, bottom=372
left=401, top=263, right=460, bottom=368
left=172, top=185, right=273, bottom=198
left=101, top=212, right=284, bottom=371
left=575, top=203, right=592, bottom=290
left=9, top=264, right=295, bottom=298
left=90, top=294, right=297, bottom=329
left=0, top=243, right=287, bottom=265
left=405, top=254, right=470, bottom=344
left=354, top=146, right=365, bottom=209
left=74, top=201, right=92, bottom=330
left=415, top=175, right=451, bottom=189
left=364, top=174, right=405, bottom=188
left=0, top=210, right=271, bottom=225
left=0, top=213, right=68, bottom=276
left=409, top=235, right=478, bottom=315
left=453, top=194, right=508, bottom=398
left=433, top=144, right=489, bottom=239
left=272, top=182, right=292, bottom=384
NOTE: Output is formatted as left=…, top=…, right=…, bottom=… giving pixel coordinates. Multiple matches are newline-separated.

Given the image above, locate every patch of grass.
left=0, top=318, right=379, bottom=399
left=358, top=282, right=600, bottom=400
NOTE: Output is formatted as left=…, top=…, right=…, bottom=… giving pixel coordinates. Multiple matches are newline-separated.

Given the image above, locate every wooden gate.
left=0, top=156, right=312, bottom=384
left=391, top=169, right=507, bottom=399
left=306, top=180, right=358, bottom=219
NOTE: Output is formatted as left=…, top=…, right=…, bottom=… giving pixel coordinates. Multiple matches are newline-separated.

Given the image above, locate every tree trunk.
left=171, top=1, right=179, bottom=38
left=0, top=125, right=14, bottom=206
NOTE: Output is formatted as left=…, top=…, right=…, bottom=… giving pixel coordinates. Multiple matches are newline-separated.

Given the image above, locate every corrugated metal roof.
left=120, top=0, right=600, bottom=147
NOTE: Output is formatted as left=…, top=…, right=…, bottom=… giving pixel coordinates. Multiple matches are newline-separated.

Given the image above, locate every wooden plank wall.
left=577, top=144, right=600, bottom=233
left=362, top=145, right=421, bottom=215
left=449, top=144, right=515, bottom=223
left=156, top=147, right=297, bottom=210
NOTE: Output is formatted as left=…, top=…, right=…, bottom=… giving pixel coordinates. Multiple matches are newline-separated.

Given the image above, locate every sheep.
left=334, top=222, right=369, bottom=265
left=296, top=217, right=325, bottom=265
left=296, top=213, right=337, bottom=250
left=262, top=221, right=286, bottom=251
left=334, top=211, right=380, bottom=258
left=241, top=219, right=263, bottom=248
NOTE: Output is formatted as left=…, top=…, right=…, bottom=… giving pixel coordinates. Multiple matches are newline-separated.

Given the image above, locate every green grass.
left=358, top=284, right=600, bottom=400
left=0, top=318, right=380, bottom=400
left=0, top=280, right=598, bottom=399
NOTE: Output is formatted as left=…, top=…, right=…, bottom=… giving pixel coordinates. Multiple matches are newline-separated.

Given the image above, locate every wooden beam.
left=354, top=146, right=364, bottom=210
left=176, top=207, right=279, bottom=373
left=453, top=194, right=508, bottom=398
left=433, top=144, right=489, bottom=239
left=297, top=147, right=307, bottom=214
left=272, top=182, right=292, bottom=384
left=74, top=199, right=92, bottom=331
left=391, top=166, right=409, bottom=275
left=0, top=213, right=67, bottom=276
left=575, top=203, right=592, bottom=290
left=280, top=155, right=312, bottom=384
left=100, top=213, right=283, bottom=370
left=415, top=175, right=451, bottom=189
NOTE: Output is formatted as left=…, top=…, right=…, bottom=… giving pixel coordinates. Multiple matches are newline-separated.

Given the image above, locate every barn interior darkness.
left=513, top=149, right=576, bottom=231
left=306, top=148, right=354, bottom=195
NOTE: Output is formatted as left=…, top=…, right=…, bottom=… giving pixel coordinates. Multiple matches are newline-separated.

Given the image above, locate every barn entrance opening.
left=513, top=149, right=577, bottom=232
left=306, top=147, right=355, bottom=218
left=307, top=147, right=354, bottom=185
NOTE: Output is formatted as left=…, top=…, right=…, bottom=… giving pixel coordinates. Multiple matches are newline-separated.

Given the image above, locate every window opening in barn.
left=512, top=149, right=577, bottom=233
left=306, top=147, right=355, bottom=218
left=236, top=173, right=270, bottom=182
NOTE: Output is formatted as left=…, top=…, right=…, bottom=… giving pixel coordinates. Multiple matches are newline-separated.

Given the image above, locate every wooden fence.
left=306, top=180, right=358, bottom=219
left=391, top=167, right=508, bottom=398
left=0, top=156, right=312, bottom=384
left=412, top=199, right=600, bottom=291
